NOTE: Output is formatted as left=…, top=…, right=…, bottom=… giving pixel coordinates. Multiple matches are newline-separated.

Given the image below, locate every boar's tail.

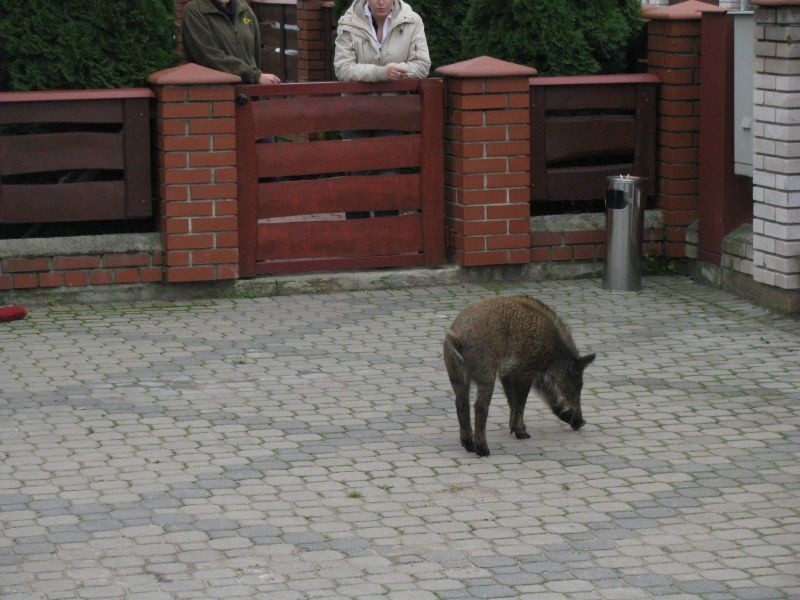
left=444, top=330, right=464, bottom=364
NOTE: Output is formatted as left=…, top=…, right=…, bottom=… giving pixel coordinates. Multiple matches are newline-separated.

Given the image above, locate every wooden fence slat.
left=258, top=174, right=420, bottom=218
left=254, top=253, right=425, bottom=275
left=0, top=132, right=124, bottom=175
left=244, top=79, right=420, bottom=98
left=419, top=78, right=445, bottom=265
left=0, top=181, right=126, bottom=222
left=257, top=214, right=422, bottom=261
left=256, top=134, right=420, bottom=178
left=123, top=98, right=152, bottom=217
left=546, top=164, right=635, bottom=201
left=545, top=115, right=636, bottom=164
left=539, top=85, right=637, bottom=111
left=530, top=86, right=548, bottom=200
left=0, top=99, right=123, bottom=124
left=634, top=84, right=657, bottom=196
left=237, top=93, right=259, bottom=278
left=251, top=94, right=420, bottom=137
left=262, top=28, right=283, bottom=47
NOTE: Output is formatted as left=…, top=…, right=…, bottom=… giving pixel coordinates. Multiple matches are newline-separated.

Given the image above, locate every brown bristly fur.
left=443, top=295, right=595, bottom=456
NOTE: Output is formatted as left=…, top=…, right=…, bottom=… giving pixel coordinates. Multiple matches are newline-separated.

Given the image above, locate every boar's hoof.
left=511, top=428, right=531, bottom=440
left=570, top=418, right=586, bottom=430
left=475, top=444, right=491, bottom=457
left=461, top=438, right=475, bottom=453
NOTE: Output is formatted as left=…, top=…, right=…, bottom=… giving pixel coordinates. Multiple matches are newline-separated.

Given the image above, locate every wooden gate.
left=235, top=79, right=445, bottom=276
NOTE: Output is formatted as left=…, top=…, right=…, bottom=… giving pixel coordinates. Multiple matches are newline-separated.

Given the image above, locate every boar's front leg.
left=500, top=373, right=532, bottom=440
left=473, top=381, right=495, bottom=457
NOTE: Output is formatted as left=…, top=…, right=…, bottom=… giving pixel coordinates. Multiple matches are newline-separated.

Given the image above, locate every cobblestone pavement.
left=1, top=276, right=799, bottom=600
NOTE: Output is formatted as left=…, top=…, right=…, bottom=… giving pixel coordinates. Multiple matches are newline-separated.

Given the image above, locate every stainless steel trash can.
left=603, top=175, right=646, bottom=292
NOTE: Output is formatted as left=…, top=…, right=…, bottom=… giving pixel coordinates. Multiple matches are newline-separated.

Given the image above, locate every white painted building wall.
left=751, top=4, right=800, bottom=291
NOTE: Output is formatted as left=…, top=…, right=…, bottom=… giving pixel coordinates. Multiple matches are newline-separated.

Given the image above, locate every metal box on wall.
left=733, top=11, right=754, bottom=178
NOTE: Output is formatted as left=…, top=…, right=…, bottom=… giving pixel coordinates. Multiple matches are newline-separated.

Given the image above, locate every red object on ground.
left=0, top=305, right=28, bottom=322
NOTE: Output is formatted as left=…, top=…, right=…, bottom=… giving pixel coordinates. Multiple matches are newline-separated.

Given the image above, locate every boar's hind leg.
left=454, top=382, right=474, bottom=453
left=444, top=333, right=474, bottom=452
left=473, top=382, right=494, bottom=457
left=445, top=364, right=474, bottom=452
left=501, top=373, right=532, bottom=439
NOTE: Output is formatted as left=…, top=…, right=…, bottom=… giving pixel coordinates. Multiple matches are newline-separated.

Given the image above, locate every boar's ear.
left=579, top=353, right=596, bottom=370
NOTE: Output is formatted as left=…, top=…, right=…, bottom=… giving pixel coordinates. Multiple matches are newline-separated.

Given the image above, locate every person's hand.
left=386, top=64, right=411, bottom=80
left=259, top=73, right=281, bottom=85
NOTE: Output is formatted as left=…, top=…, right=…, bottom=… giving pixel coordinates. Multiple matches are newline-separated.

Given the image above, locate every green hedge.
left=0, top=0, right=178, bottom=91
left=462, top=0, right=644, bottom=75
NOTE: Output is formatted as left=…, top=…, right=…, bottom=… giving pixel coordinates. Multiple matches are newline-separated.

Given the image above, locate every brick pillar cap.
left=643, top=0, right=727, bottom=20
left=436, top=56, right=537, bottom=78
left=751, top=0, right=800, bottom=5
left=148, top=62, right=241, bottom=85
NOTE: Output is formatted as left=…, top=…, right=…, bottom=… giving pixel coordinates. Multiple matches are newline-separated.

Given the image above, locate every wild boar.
left=443, top=295, right=595, bottom=456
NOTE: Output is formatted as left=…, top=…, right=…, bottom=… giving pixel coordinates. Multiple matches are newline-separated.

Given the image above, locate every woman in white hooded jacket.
left=334, top=0, right=430, bottom=218
left=334, top=0, right=431, bottom=83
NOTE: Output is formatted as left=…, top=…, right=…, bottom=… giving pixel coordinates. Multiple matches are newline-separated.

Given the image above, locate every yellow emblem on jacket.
left=243, top=16, right=252, bottom=25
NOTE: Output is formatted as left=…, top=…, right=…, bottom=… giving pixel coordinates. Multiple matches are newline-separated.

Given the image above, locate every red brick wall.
left=531, top=230, right=606, bottom=263
left=0, top=252, right=163, bottom=291
left=647, top=19, right=702, bottom=258
left=297, top=0, right=332, bottom=82
left=530, top=221, right=664, bottom=265
left=441, top=66, right=533, bottom=267
left=154, top=83, right=240, bottom=283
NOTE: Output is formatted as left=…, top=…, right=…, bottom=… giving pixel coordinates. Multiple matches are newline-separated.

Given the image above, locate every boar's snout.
left=557, top=406, right=585, bottom=430
left=570, top=414, right=586, bottom=430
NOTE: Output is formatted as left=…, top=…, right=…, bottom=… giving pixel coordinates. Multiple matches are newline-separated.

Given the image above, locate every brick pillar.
left=750, top=0, right=800, bottom=294
left=149, top=63, right=241, bottom=284
left=436, top=56, right=536, bottom=267
left=297, top=0, right=333, bottom=82
left=645, top=0, right=727, bottom=257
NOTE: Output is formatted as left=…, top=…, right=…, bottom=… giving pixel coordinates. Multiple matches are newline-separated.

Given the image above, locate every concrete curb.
left=3, top=262, right=606, bottom=306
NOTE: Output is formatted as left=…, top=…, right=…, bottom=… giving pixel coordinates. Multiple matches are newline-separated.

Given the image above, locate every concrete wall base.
left=689, top=225, right=799, bottom=314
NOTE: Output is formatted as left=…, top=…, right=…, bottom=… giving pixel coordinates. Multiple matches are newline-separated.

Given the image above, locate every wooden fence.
left=530, top=74, right=658, bottom=211
left=0, top=89, right=154, bottom=224
left=252, top=0, right=300, bottom=83
left=235, top=79, right=445, bottom=275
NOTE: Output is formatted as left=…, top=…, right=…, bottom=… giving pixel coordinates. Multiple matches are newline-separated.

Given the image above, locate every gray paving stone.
left=1, top=277, right=798, bottom=598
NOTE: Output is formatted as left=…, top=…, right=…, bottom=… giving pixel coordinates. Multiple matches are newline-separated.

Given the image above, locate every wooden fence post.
left=149, top=63, right=241, bottom=284
left=436, top=56, right=536, bottom=268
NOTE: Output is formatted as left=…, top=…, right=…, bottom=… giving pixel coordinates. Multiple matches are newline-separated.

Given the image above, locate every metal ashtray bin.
left=603, top=175, right=646, bottom=292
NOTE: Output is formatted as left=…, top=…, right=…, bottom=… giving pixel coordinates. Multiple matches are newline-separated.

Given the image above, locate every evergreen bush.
left=461, top=0, right=644, bottom=75
left=0, top=0, right=178, bottom=91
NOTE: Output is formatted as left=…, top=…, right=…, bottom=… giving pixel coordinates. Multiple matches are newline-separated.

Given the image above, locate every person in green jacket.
left=182, top=0, right=280, bottom=84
